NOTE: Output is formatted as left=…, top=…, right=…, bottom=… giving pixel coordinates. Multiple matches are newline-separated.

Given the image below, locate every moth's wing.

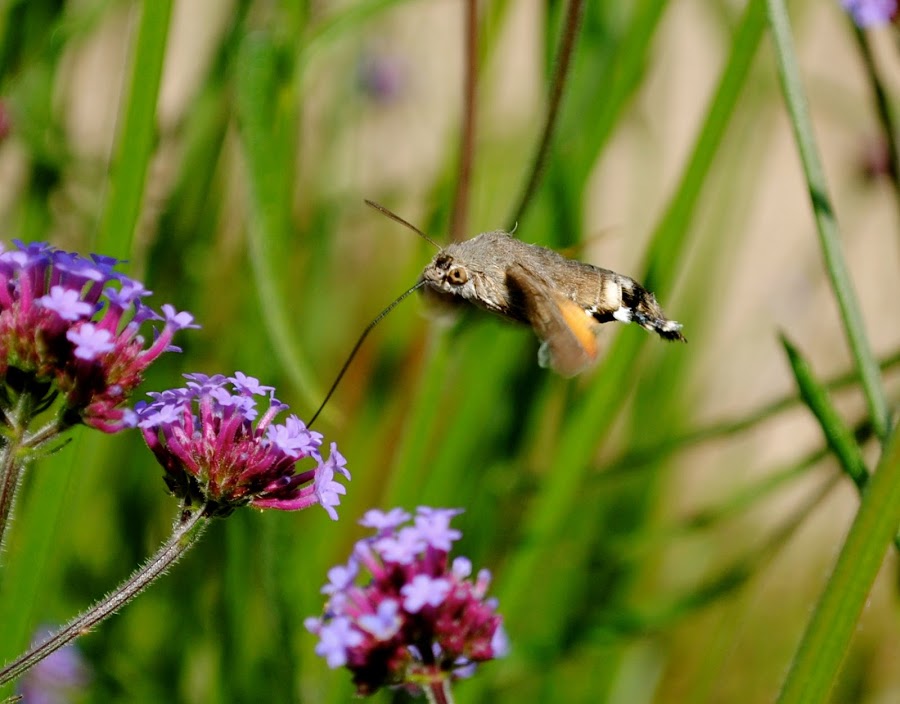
left=506, top=263, right=602, bottom=377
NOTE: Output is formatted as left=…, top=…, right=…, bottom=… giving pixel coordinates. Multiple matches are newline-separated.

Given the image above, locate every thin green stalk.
left=95, top=0, right=173, bottom=256
left=850, top=24, right=900, bottom=213
left=607, top=472, right=840, bottom=636
left=495, top=0, right=767, bottom=622
left=776, top=426, right=900, bottom=704
left=765, top=0, right=891, bottom=443
left=508, top=0, right=585, bottom=227
left=447, top=0, right=478, bottom=243
left=236, top=33, right=323, bottom=415
left=0, top=506, right=207, bottom=687
left=781, top=335, right=868, bottom=490
left=0, top=395, right=33, bottom=556
left=602, top=348, right=900, bottom=476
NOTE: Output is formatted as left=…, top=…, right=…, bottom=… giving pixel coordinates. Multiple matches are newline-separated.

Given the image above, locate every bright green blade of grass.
left=776, top=425, right=900, bottom=704
left=234, top=32, right=324, bottom=414
left=95, top=0, right=173, bottom=257
left=498, top=0, right=766, bottom=628
left=765, top=0, right=890, bottom=444
left=781, top=335, right=869, bottom=491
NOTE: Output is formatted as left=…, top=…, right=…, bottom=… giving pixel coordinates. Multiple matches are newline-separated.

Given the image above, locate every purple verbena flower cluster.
left=135, top=373, right=349, bottom=518
left=306, top=507, right=508, bottom=696
left=0, top=240, right=196, bottom=432
left=841, top=0, right=898, bottom=27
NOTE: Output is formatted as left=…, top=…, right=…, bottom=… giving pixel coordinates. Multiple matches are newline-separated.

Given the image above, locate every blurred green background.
left=0, top=1, right=898, bottom=702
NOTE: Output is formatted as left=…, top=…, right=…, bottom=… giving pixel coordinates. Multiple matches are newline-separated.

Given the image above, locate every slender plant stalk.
left=237, top=34, right=324, bottom=416
left=603, top=348, right=900, bottom=473
left=776, top=427, right=900, bottom=704
left=95, top=0, right=174, bottom=256
left=0, top=395, right=33, bottom=555
left=508, top=0, right=585, bottom=227
left=448, top=0, right=478, bottom=242
left=493, top=0, right=767, bottom=622
left=0, top=506, right=208, bottom=687
left=781, top=336, right=869, bottom=489
left=850, top=24, right=900, bottom=212
left=765, top=0, right=891, bottom=444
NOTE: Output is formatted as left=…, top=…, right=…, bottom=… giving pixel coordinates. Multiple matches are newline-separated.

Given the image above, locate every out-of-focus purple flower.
left=306, top=507, right=507, bottom=696
left=135, top=373, right=349, bottom=518
left=17, top=626, right=91, bottom=704
left=0, top=240, right=197, bottom=432
left=356, top=50, right=408, bottom=104
left=841, top=0, right=898, bottom=27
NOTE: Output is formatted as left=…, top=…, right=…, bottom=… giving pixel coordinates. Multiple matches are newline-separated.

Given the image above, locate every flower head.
left=135, top=373, right=349, bottom=518
left=0, top=240, right=197, bottom=432
left=841, top=0, right=898, bottom=27
left=306, top=507, right=507, bottom=696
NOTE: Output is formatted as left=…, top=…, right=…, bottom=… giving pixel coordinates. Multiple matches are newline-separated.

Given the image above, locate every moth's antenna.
left=365, top=200, right=442, bottom=250
left=308, top=280, right=427, bottom=428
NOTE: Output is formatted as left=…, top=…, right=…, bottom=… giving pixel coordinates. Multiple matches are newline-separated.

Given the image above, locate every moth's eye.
left=434, top=254, right=451, bottom=270
left=447, top=267, right=468, bottom=285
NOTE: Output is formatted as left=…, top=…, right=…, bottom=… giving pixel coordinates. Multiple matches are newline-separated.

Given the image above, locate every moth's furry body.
left=420, top=231, right=684, bottom=376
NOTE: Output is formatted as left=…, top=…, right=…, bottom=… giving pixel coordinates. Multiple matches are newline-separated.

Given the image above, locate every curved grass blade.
left=765, top=0, right=891, bottom=444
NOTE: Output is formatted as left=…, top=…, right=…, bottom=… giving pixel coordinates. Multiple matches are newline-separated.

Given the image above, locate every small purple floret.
left=401, top=574, right=451, bottom=612
left=67, top=324, right=115, bottom=360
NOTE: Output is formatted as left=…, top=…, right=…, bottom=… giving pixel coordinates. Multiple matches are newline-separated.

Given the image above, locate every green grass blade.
left=780, top=335, right=868, bottom=490
left=776, top=425, right=900, bottom=704
left=95, top=0, right=173, bottom=257
left=234, top=33, right=323, bottom=414
left=495, top=0, right=766, bottom=622
left=764, top=0, right=891, bottom=443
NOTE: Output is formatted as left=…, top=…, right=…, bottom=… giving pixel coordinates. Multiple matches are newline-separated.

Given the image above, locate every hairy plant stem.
left=0, top=505, right=208, bottom=687
left=0, top=395, right=34, bottom=555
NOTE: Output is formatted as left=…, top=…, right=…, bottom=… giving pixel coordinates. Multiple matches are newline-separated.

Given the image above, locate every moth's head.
left=420, top=249, right=478, bottom=300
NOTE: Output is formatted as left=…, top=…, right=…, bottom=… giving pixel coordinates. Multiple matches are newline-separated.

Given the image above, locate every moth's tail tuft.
left=622, top=285, right=687, bottom=343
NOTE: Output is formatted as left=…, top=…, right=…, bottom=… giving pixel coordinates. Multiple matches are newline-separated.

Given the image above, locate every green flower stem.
left=0, top=396, right=33, bottom=556
left=776, top=427, right=900, bottom=704
left=0, top=506, right=208, bottom=687
left=95, top=0, right=173, bottom=256
left=765, top=0, right=891, bottom=443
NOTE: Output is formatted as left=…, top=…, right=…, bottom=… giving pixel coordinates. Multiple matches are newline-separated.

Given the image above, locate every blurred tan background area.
left=0, top=1, right=897, bottom=701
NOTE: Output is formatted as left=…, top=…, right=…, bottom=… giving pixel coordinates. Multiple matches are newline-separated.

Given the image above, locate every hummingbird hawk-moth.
left=307, top=202, right=685, bottom=426
left=418, top=230, right=685, bottom=377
